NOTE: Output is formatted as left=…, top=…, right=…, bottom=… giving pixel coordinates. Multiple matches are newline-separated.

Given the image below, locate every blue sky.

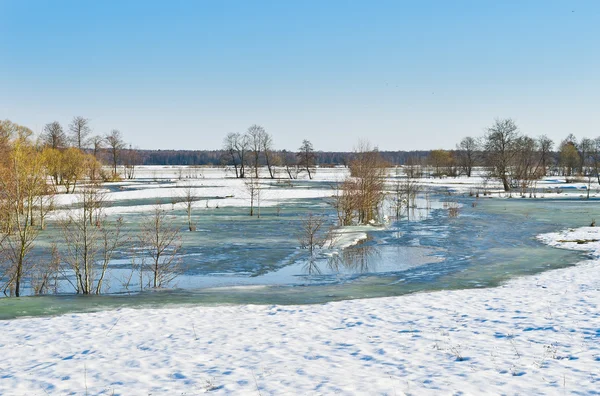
left=1, top=0, right=598, bottom=151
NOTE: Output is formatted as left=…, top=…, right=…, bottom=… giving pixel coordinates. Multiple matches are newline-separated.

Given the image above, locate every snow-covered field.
left=3, top=167, right=600, bottom=394
left=50, top=166, right=600, bottom=219
left=1, top=227, right=599, bottom=395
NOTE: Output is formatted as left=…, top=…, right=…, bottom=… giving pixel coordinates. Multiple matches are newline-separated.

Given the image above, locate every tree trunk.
left=502, top=176, right=510, bottom=192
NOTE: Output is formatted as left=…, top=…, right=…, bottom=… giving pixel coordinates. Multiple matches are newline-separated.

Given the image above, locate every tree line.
left=419, top=118, right=600, bottom=194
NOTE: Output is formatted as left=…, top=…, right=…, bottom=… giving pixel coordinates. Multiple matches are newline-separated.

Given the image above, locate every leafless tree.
left=537, top=135, right=554, bottom=176
left=244, top=172, right=263, bottom=217
left=223, top=132, right=249, bottom=178
left=30, top=244, right=61, bottom=295
left=123, top=145, right=141, bottom=179
left=247, top=124, right=266, bottom=178
left=69, top=116, right=91, bottom=149
left=42, top=121, right=67, bottom=149
left=348, top=141, right=387, bottom=224
left=297, top=139, right=316, bottom=179
left=330, top=178, right=358, bottom=226
left=390, top=168, right=422, bottom=220
left=483, top=118, right=520, bottom=191
left=105, top=129, right=125, bottom=179
left=60, top=187, right=125, bottom=294
left=297, top=213, right=333, bottom=254
left=281, top=150, right=299, bottom=179
left=330, top=142, right=387, bottom=225
left=260, top=130, right=276, bottom=178
left=180, top=185, right=199, bottom=231
left=456, top=136, right=479, bottom=177
left=512, top=136, right=544, bottom=195
left=139, top=205, right=182, bottom=288
left=90, top=135, right=104, bottom=158
left=579, top=137, right=594, bottom=176
left=590, top=137, right=600, bottom=185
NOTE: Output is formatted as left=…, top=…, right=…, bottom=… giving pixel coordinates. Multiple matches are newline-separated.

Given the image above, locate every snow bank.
left=1, top=228, right=599, bottom=394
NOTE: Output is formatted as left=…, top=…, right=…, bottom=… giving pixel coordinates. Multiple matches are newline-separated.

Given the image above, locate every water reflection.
left=303, top=243, right=382, bottom=276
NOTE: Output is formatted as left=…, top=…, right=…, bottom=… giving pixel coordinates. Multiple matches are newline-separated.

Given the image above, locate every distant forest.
left=138, top=149, right=433, bottom=166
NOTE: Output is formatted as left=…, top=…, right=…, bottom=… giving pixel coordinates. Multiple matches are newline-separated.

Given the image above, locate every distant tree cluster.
left=222, top=125, right=317, bottom=179
left=418, top=118, right=600, bottom=194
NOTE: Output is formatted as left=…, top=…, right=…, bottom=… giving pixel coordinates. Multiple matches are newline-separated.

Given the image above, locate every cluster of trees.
left=332, top=142, right=388, bottom=226
left=140, top=149, right=430, bottom=167
left=0, top=118, right=168, bottom=297
left=420, top=118, right=600, bottom=193
left=222, top=125, right=317, bottom=179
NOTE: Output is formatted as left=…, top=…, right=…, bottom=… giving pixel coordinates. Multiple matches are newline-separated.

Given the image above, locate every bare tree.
left=105, top=129, right=125, bottom=179
left=348, top=141, right=387, bottom=224
left=30, top=244, right=60, bottom=295
left=330, top=178, right=357, bottom=226
left=260, top=130, right=276, bottom=179
left=223, top=132, right=249, bottom=178
left=247, top=125, right=266, bottom=178
left=223, top=133, right=241, bottom=178
left=90, top=135, right=104, bottom=158
left=244, top=173, right=262, bottom=217
left=41, top=121, right=67, bottom=149
left=483, top=118, right=520, bottom=191
left=297, top=213, right=333, bottom=254
left=456, top=136, right=479, bottom=177
left=297, top=139, right=316, bottom=179
left=139, top=205, right=182, bottom=288
left=579, top=137, right=594, bottom=176
left=69, top=116, right=91, bottom=149
left=390, top=167, right=422, bottom=220
left=512, top=136, right=544, bottom=195
left=537, top=135, right=554, bottom=176
left=180, top=185, right=199, bottom=231
left=591, top=137, right=600, bottom=185
left=123, top=145, right=141, bottom=180
left=60, top=187, right=125, bottom=294
left=281, top=149, right=299, bottom=179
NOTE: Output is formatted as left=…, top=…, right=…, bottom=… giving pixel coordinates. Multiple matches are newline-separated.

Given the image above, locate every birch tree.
left=139, top=205, right=182, bottom=288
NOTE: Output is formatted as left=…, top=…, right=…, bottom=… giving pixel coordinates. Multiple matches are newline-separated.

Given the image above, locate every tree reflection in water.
left=303, top=242, right=381, bottom=276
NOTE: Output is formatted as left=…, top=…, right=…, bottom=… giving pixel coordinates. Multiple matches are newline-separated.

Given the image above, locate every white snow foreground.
left=2, top=230, right=600, bottom=395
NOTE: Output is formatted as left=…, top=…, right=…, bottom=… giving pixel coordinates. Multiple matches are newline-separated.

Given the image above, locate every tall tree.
left=68, top=116, right=91, bottom=149
left=456, top=136, right=479, bottom=177
left=261, top=130, right=275, bottom=179
left=90, top=135, right=104, bottom=158
left=559, top=141, right=580, bottom=177
left=223, top=132, right=248, bottom=178
left=297, top=139, right=316, bottom=179
left=0, top=140, right=48, bottom=296
left=139, top=205, right=182, bottom=288
left=41, top=121, right=67, bottom=150
left=578, top=137, right=594, bottom=175
left=105, top=129, right=125, bottom=179
left=247, top=125, right=266, bottom=178
left=348, top=141, right=387, bottom=224
left=536, top=135, right=554, bottom=176
left=483, top=118, right=520, bottom=191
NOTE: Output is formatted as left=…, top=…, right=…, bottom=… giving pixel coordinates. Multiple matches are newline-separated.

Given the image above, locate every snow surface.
left=1, top=228, right=599, bottom=395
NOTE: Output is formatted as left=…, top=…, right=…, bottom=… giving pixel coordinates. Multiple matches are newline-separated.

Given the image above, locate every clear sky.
left=1, top=0, right=598, bottom=151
